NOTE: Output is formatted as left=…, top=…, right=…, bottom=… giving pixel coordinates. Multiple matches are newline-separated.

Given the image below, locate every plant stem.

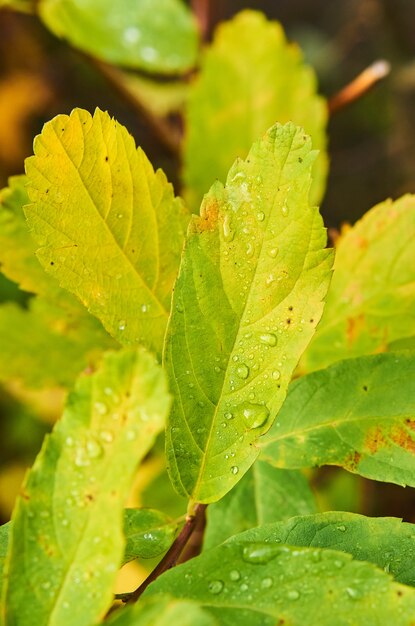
left=329, top=59, right=391, bottom=114
left=191, top=0, right=210, bottom=41
left=126, top=503, right=207, bottom=603
left=89, top=58, right=182, bottom=157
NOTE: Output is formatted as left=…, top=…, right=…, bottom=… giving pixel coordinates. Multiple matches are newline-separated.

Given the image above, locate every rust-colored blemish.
left=343, top=451, right=361, bottom=471
left=390, top=422, right=415, bottom=454
left=365, top=426, right=387, bottom=454
left=194, top=199, right=219, bottom=233
left=346, top=314, right=365, bottom=346
left=20, top=490, right=30, bottom=501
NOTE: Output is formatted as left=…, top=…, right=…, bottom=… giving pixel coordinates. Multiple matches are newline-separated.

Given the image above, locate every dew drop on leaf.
left=287, top=589, right=300, bottom=600
left=237, top=364, right=250, bottom=379
left=231, top=466, right=239, bottom=475
left=242, top=544, right=283, bottom=564
left=268, top=247, right=279, bottom=258
left=259, top=333, right=278, bottom=347
left=208, top=580, right=224, bottom=594
left=237, top=402, right=270, bottom=429
left=337, top=525, right=346, bottom=532
left=118, top=320, right=126, bottom=331
left=272, top=370, right=281, bottom=380
left=256, top=211, right=265, bottom=222
left=86, top=438, right=103, bottom=459
left=223, top=214, right=234, bottom=242
left=281, top=204, right=289, bottom=217
left=261, top=577, right=273, bottom=589
left=229, top=570, right=241, bottom=581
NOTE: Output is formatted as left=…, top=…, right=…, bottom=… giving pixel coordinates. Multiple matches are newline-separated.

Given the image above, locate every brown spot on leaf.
left=390, top=423, right=415, bottom=454
left=346, top=314, right=365, bottom=346
left=365, top=427, right=387, bottom=454
left=343, top=451, right=361, bottom=471
left=194, top=199, right=219, bottom=233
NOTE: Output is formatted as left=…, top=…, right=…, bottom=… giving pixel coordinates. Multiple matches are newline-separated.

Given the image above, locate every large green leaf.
left=165, top=122, right=333, bottom=503
left=38, top=0, right=198, bottom=74
left=260, top=351, right=415, bottom=487
left=107, top=595, right=217, bottom=626
left=25, top=108, right=188, bottom=354
left=2, top=349, right=170, bottom=626
left=184, top=10, right=328, bottom=211
left=0, top=298, right=116, bottom=389
left=123, top=508, right=178, bottom=563
left=227, top=512, right=415, bottom=587
left=203, top=460, right=317, bottom=550
left=300, top=195, right=415, bottom=373
left=144, top=539, right=415, bottom=625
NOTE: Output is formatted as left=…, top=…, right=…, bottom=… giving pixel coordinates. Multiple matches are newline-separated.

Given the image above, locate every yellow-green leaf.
left=164, top=122, right=333, bottom=504
left=2, top=348, right=170, bottom=626
left=25, top=108, right=189, bottom=354
left=184, top=10, right=328, bottom=211
left=0, top=298, right=116, bottom=389
left=300, top=195, right=415, bottom=373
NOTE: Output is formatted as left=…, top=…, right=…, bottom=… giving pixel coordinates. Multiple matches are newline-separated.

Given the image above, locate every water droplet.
left=231, top=171, right=246, bottom=184
left=261, top=577, right=274, bottom=589
left=237, top=364, right=250, bottom=379
left=287, top=589, right=300, bottom=600
left=86, top=438, right=103, bottom=459
left=100, top=430, right=114, bottom=443
left=231, top=466, right=239, bottom=475
left=238, top=402, right=270, bottom=429
left=337, top=525, right=346, bottom=532
left=118, top=320, right=126, bottom=331
left=66, top=436, right=74, bottom=447
left=61, top=518, right=69, bottom=527
left=117, top=213, right=123, bottom=219
left=123, top=26, right=141, bottom=44
left=256, top=211, right=265, bottom=222
left=126, top=430, right=136, bottom=441
left=41, top=581, right=51, bottom=590
left=141, top=46, right=158, bottom=62
left=94, top=401, right=107, bottom=415
left=224, top=412, right=233, bottom=420
left=242, top=543, right=284, bottom=564
left=229, top=570, right=241, bottom=581
left=334, top=559, right=344, bottom=569
left=346, top=587, right=361, bottom=600
left=246, top=242, right=254, bottom=258
left=266, top=274, right=276, bottom=286
left=175, top=301, right=184, bottom=313
left=208, top=580, right=224, bottom=595
left=259, top=333, right=277, bottom=347
left=141, top=304, right=148, bottom=313
left=268, top=247, right=279, bottom=259
left=240, top=583, right=249, bottom=592
left=272, top=370, right=281, bottom=380
left=281, top=204, right=289, bottom=217
left=223, top=215, right=234, bottom=242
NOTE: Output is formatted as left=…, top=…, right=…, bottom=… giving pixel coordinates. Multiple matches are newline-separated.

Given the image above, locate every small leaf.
left=107, top=595, right=217, bottom=626
left=300, top=194, right=415, bottom=372
left=0, top=521, right=10, bottom=594
left=144, top=539, right=415, bottom=625
left=38, top=0, right=198, bottom=74
left=165, top=122, right=333, bottom=503
left=123, top=508, right=178, bottom=563
left=2, top=348, right=170, bottom=626
left=227, top=512, right=415, bottom=587
left=260, top=351, right=415, bottom=487
left=0, top=298, right=116, bottom=389
left=184, top=10, right=328, bottom=210
left=204, top=460, right=317, bottom=550
left=25, top=108, right=188, bottom=354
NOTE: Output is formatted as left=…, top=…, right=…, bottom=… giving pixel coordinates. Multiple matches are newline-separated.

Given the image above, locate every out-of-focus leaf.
left=107, top=595, right=217, bottom=626
left=184, top=10, right=328, bottom=210
left=123, top=508, right=178, bottom=563
left=261, top=352, right=415, bottom=487
left=227, top=512, right=415, bottom=587
left=165, top=122, right=333, bottom=503
left=0, top=298, right=116, bottom=389
left=2, top=349, right=170, bottom=626
left=38, top=0, right=198, bottom=75
left=121, top=72, right=189, bottom=116
left=203, top=460, right=317, bottom=550
left=301, top=195, right=415, bottom=373
left=144, top=538, right=415, bottom=625
left=25, top=108, right=189, bottom=354
left=0, top=521, right=10, bottom=593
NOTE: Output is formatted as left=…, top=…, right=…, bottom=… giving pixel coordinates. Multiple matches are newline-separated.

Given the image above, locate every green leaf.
left=184, top=10, right=328, bottom=211
left=203, top=460, right=317, bottom=550
left=144, top=539, right=415, bottom=625
left=120, top=72, right=189, bottom=117
left=0, top=522, right=10, bottom=594
left=260, top=351, right=415, bottom=487
left=227, top=512, right=415, bottom=587
left=300, top=195, right=415, bottom=373
left=2, top=348, right=170, bottom=626
left=0, top=175, right=74, bottom=308
left=123, top=508, right=178, bottom=563
left=38, top=0, right=198, bottom=74
left=165, top=122, right=333, bottom=503
left=0, top=298, right=116, bottom=389
left=25, top=108, right=189, bottom=354
left=107, top=595, right=217, bottom=626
